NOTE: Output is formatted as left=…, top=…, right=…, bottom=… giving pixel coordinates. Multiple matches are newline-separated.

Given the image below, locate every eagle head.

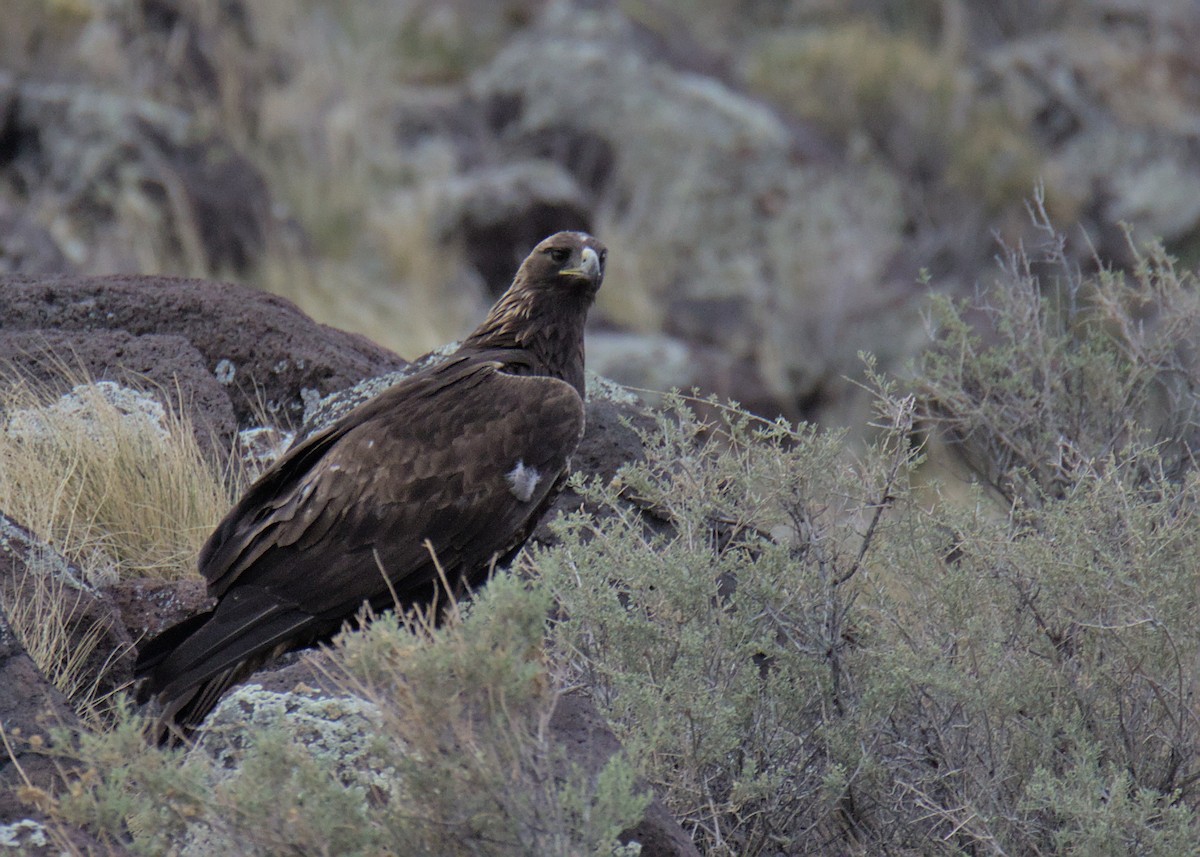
left=518, top=231, right=607, bottom=300
left=462, top=231, right=606, bottom=395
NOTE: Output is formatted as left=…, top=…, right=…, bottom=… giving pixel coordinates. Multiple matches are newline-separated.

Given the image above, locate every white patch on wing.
left=506, top=459, right=542, bottom=503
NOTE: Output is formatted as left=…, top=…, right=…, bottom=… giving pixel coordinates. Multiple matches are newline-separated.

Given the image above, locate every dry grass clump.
left=0, top=547, right=123, bottom=724
left=0, top=373, right=241, bottom=583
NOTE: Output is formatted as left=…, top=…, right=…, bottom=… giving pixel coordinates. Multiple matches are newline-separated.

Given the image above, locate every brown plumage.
left=135, top=231, right=606, bottom=742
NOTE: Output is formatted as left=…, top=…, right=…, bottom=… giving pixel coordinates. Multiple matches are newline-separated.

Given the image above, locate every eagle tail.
left=134, top=609, right=215, bottom=702
left=135, top=587, right=319, bottom=743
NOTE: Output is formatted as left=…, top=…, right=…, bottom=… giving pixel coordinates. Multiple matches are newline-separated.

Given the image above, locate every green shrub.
left=42, top=575, right=647, bottom=856
left=534, top=216, right=1200, bottom=853
left=333, top=573, right=649, bottom=856
left=537, top=389, right=920, bottom=854
left=917, top=198, right=1200, bottom=506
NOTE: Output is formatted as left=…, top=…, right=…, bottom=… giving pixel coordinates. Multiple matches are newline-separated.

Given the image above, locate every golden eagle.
left=135, top=231, right=606, bottom=742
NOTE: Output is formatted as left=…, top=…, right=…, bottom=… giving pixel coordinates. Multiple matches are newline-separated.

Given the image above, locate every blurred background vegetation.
left=4, top=0, right=1198, bottom=427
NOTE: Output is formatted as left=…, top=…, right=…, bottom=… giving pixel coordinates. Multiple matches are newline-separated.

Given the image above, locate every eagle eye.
left=546, top=247, right=570, bottom=265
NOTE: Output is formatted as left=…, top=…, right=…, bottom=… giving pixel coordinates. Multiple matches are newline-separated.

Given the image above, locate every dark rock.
left=0, top=601, right=76, bottom=825
left=0, top=275, right=408, bottom=428
left=103, top=576, right=210, bottom=643
left=0, top=329, right=237, bottom=457
left=508, top=127, right=616, bottom=196
left=573, top=390, right=655, bottom=484
left=0, top=536, right=131, bottom=853
left=550, top=690, right=701, bottom=857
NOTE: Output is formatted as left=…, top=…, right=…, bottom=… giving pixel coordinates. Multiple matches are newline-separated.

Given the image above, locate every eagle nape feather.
left=135, top=231, right=606, bottom=743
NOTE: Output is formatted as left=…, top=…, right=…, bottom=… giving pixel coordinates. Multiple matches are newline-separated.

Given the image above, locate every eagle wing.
left=136, top=355, right=583, bottom=733
left=203, top=355, right=584, bottom=615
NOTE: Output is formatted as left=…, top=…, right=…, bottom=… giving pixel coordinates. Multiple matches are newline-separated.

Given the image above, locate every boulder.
left=0, top=275, right=408, bottom=428
left=0, top=329, right=237, bottom=457
left=588, top=329, right=785, bottom=418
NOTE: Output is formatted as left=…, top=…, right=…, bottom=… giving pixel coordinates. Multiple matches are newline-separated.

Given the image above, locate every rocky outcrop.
left=0, top=275, right=408, bottom=428
left=5, top=0, right=1195, bottom=427
left=0, top=69, right=279, bottom=280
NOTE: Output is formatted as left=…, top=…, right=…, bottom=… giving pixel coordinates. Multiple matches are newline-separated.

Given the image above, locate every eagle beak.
left=560, top=246, right=602, bottom=282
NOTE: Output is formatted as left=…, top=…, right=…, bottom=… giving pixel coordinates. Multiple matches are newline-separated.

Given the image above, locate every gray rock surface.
left=0, top=68, right=276, bottom=279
